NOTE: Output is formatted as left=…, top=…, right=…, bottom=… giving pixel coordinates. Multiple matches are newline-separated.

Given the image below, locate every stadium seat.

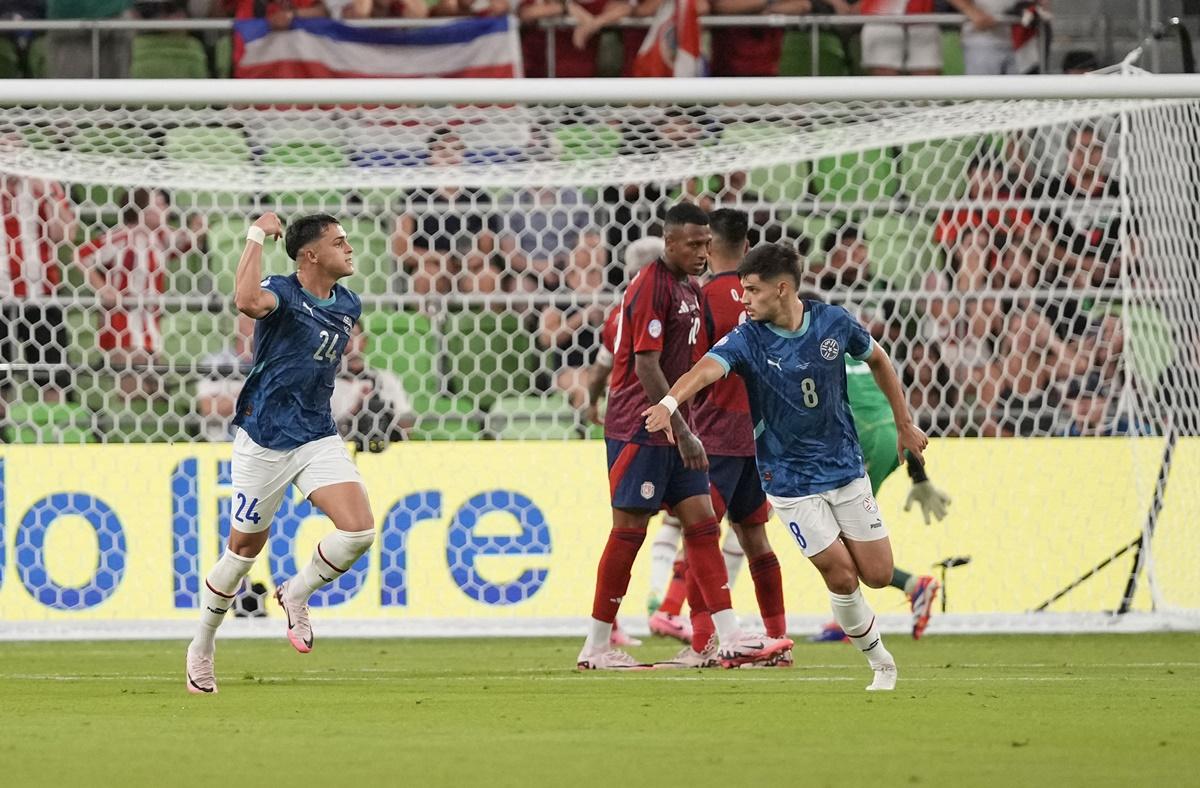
left=164, top=127, right=253, bottom=212
left=862, top=214, right=939, bottom=288
left=720, top=124, right=809, bottom=205
left=26, top=34, right=45, bottom=78
left=0, top=37, right=20, bottom=78
left=485, top=394, right=581, bottom=440
left=443, top=310, right=537, bottom=410
left=131, top=34, right=209, bottom=79
left=5, top=401, right=95, bottom=444
left=213, top=34, right=232, bottom=79
left=942, top=30, right=965, bottom=76
left=811, top=148, right=899, bottom=207
left=778, top=30, right=852, bottom=77
left=161, top=310, right=234, bottom=374
left=362, top=310, right=440, bottom=401
left=553, top=125, right=622, bottom=162
left=408, top=395, right=482, bottom=441
left=262, top=141, right=347, bottom=212
left=898, top=135, right=990, bottom=206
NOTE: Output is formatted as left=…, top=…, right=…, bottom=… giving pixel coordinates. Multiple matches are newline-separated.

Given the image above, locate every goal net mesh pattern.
left=1, top=80, right=1197, bottom=634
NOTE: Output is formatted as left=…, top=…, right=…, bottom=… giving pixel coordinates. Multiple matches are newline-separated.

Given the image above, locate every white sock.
left=586, top=617, right=613, bottom=653
left=648, top=519, right=683, bottom=600
left=191, top=550, right=255, bottom=655
left=830, top=588, right=893, bottom=669
left=286, top=529, right=376, bottom=604
left=711, top=609, right=741, bottom=645
left=722, top=528, right=746, bottom=590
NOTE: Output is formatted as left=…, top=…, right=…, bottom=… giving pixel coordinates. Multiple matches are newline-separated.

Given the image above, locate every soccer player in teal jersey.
left=185, top=212, right=376, bottom=694
left=644, top=243, right=929, bottom=691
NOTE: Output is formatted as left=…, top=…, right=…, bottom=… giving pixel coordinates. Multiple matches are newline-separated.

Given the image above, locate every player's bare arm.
left=634, top=350, right=708, bottom=471
left=641, top=355, right=726, bottom=443
left=234, top=213, right=284, bottom=319
left=864, top=342, right=928, bottom=465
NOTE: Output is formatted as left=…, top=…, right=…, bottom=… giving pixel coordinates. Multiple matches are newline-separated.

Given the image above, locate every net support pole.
left=1117, top=421, right=1178, bottom=614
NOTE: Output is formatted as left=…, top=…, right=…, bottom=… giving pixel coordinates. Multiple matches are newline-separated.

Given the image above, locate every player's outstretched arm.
left=864, top=342, right=929, bottom=465
left=234, top=213, right=284, bottom=319
left=641, top=355, right=726, bottom=442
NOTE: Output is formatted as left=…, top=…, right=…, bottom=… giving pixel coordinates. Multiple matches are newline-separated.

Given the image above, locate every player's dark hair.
left=738, top=243, right=802, bottom=286
left=708, top=208, right=749, bottom=252
left=285, top=213, right=339, bottom=261
left=663, top=202, right=709, bottom=230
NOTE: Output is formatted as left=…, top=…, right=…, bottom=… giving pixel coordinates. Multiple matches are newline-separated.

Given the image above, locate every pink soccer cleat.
left=648, top=610, right=693, bottom=643
left=717, top=631, right=795, bottom=669
left=909, top=576, right=940, bottom=640
left=185, top=644, right=217, bottom=694
left=275, top=580, right=313, bottom=654
left=610, top=620, right=643, bottom=648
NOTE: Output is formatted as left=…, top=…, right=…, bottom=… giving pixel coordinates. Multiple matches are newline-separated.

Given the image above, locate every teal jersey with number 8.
left=233, top=272, right=362, bottom=450
left=705, top=300, right=875, bottom=498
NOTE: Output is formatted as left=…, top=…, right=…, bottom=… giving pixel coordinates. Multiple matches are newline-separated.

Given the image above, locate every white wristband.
left=246, top=226, right=266, bottom=245
left=660, top=395, right=679, bottom=415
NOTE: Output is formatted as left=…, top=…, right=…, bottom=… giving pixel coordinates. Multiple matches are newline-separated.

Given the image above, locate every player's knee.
left=860, top=561, right=894, bottom=590
left=736, top=523, right=771, bottom=558
left=821, top=565, right=859, bottom=595
left=337, top=519, right=377, bottom=544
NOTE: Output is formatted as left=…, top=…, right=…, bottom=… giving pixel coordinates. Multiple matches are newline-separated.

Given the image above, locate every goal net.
left=0, top=74, right=1197, bottom=638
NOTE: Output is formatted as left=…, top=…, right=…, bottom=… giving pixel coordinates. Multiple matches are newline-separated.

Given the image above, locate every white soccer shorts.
left=229, top=428, right=364, bottom=534
left=860, top=23, right=942, bottom=72
left=768, top=476, right=889, bottom=559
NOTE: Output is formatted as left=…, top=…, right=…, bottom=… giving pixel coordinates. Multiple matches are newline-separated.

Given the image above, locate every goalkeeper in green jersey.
left=811, top=355, right=952, bottom=642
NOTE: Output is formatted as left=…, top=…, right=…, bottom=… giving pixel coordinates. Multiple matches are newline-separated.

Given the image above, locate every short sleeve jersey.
left=604, top=260, right=703, bottom=446
left=233, top=273, right=363, bottom=450
left=705, top=301, right=875, bottom=497
left=689, top=272, right=754, bottom=457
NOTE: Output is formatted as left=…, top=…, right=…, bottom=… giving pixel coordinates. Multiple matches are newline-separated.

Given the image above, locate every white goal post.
left=0, top=72, right=1197, bottom=640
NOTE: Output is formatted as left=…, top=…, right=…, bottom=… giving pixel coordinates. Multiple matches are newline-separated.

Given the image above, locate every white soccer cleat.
left=652, top=636, right=719, bottom=669
left=185, top=644, right=218, bottom=694
left=717, top=631, right=795, bottom=669
left=576, top=648, right=652, bottom=671
left=867, top=661, right=898, bottom=691
left=275, top=581, right=313, bottom=654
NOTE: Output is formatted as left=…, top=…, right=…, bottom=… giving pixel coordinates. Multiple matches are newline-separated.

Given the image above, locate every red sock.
left=686, top=563, right=714, bottom=653
left=683, top=517, right=732, bottom=613
left=658, top=559, right=688, bottom=616
left=591, top=528, right=646, bottom=622
left=749, top=552, right=786, bottom=638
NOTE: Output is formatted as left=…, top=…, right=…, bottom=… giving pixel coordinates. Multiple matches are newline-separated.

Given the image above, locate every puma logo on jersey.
left=767, top=358, right=782, bottom=370
left=302, top=302, right=314, bottom=317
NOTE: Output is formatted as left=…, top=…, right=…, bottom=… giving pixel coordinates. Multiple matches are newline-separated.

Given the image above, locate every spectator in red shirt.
left=708, top=0, right=820, bottom=77
left=76, top=188, right=205, bottom=401
left=226, top=0, right=328, bottom=27
left=520, top=0, right=633, bottom=78
left=0, top=141, right=76, bottom=411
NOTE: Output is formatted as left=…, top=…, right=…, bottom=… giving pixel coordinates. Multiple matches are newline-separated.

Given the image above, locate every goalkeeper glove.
left=904, top=480, right=951, bottom=525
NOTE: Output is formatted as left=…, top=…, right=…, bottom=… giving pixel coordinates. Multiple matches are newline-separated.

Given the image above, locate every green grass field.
left=2, top=634, right=1198, bottom=787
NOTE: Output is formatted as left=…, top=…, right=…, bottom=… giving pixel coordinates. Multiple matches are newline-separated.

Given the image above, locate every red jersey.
left=521, top=0, right=608, bottom=78
left=690, top=271, right=755, bottom=457
left=604, top=260, right=703, bottom=446
left=0, top=178, right=68, bottom=298
left=76, top=226, right=184, bottom=353
left=709, top=28, right=784, bottom=77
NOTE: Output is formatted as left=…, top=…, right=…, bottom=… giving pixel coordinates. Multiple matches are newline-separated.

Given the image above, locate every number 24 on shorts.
left=788, top=521, right=807, bottom=549
left=234, top=492, right=262, bottom=525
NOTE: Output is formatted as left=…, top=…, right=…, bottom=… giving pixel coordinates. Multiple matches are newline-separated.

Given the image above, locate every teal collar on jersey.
left=766, top=310, right=811, bottom=339
left=301, top=286, right=336, bottom=307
